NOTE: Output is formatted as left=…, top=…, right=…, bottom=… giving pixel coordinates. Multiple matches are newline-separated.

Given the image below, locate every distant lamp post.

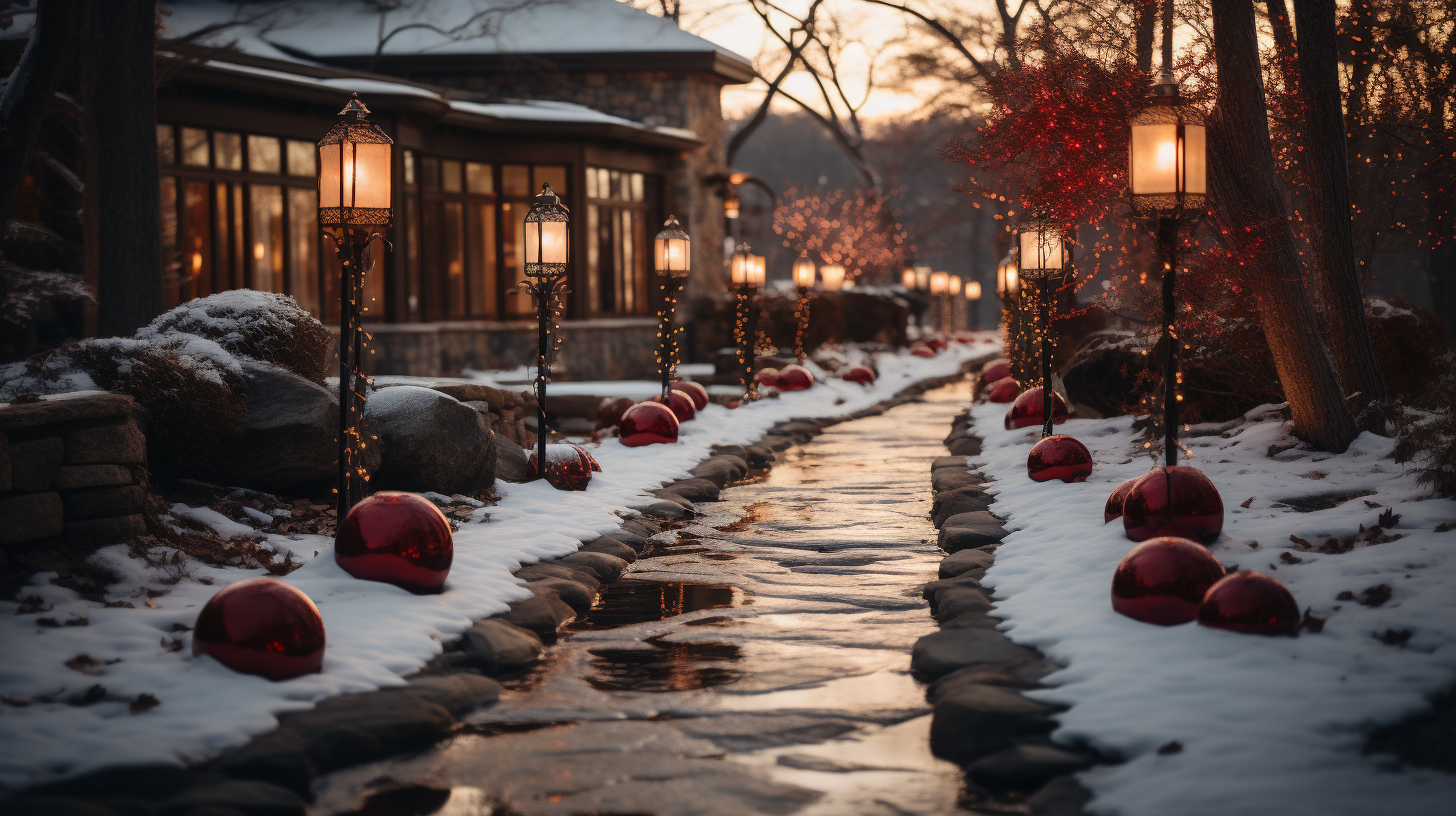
left=819, top=263, right=846, bottom=291
left=929, top=271, right=948, bottom=332
left=791, top=254, right=816, bottom=362
left=965, top=280, right=982, bottom=330
left=949, top=275, right=963, bottom=331
left=654, top=215, right=691, bottom=400
left=523, top=182, right=570, bottom=479
left=723, top=187, right=741, bottom=220
left=730, top=243, right=757, bottom=390
left=317, top=93, right=392, bottom=519
left=1017, top=214, right=1070, bottom=439
left=900, top=267, right=916, bottom=289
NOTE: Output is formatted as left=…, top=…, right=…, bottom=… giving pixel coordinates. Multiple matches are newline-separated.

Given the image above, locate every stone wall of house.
left=346, top=317, right=661, bottom=379
left=0, top=393, right=148, bottom=567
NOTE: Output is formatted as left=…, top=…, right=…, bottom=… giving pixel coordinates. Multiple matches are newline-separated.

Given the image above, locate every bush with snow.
left=139, top=290, right=332, bottom=383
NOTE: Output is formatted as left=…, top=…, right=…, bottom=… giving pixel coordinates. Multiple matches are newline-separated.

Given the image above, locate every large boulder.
left=365, top=386, right=495, bottom=496
left=1060, top=330, right=1148, bottom=419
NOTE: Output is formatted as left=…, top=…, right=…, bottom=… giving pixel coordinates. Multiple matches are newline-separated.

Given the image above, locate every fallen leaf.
left=1436, top=522, right=1456, bottom=533
left=1378, top=508, right=1401, bottom=528
left=1300, top=471, right=1328, bottom=480
left=64, top=654, right=116, bottom=676
left=1300, top=608, right=1326, bottom=634
left=144, top=597, right=158, bottom=609
left=1358, top=584, right=1393, bottom=607
left=1240, top=497, right=1254, bottom=509
left=1280, top=552, right=1303, bottom=565
left=1290, top=535, right=1312, bottom=550
left=1364, top=500, right=1381, bottom=509
left=1157, top=741, right=1183, bottom=755
left=129, top=693, right=160, bottom=715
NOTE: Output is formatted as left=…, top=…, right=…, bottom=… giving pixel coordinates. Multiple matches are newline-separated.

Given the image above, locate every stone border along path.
left=11, top=363, right=984, bottom=816
left=910, top=399, right=1100, bottom=816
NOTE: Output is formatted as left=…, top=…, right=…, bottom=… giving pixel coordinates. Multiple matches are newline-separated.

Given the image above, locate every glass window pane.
left=181, top=127, right=209, bottom=166
left=248, top=135, right=281, bottom=174
left=466, top=162, right=493, bottom=194
left=501, top=201, right=529, bottom=315
left=160, top=176, right=179, bottom=307
left=597, top=168, right=610, bottom=200
left=631, top=172, right=644, bottom=202
left=502, top=165, right=529, bottom=197
left=404, top=150, right=416, bottom=186
left=214, top=132, right=242, bottom=170
left=443, top=201, right=465, bottom=318
left=157, top=125, right=175, bottom=166
left=286, top=140, right=316, bottom=176
left=421, top=156, right=440, bottom=191
left=467, top=202, right=496, bottom=316
left=586, top=203, right=600, bottom=314
left=535, top=165, right=567, bottom=198
left=609, top=170, right=621, bottom=201
left=288, top=188, right=319, bottom=315
left=183, top=180, right=212, bottom=298
left=621, top=208, right=634, bottom=312
left=404, top=195, right=421, bottom=320
left=250, top=185, right=284, bottom=293
left=442, top=159, right=462, bottom=193
left=585, top=166, right=598, bottom=199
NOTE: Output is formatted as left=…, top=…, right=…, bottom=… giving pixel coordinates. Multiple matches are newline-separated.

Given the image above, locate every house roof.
left=163, top=0, right=754, bottom=83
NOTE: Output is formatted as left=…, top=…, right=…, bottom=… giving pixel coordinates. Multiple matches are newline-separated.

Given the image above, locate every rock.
left=51, top=464, right=133, bottom=490
left=0, top=492, right=63, bottom=543
left=500, top=591, right=577, bottom=641
left=276, top=691, right=456, bottom=772
left=940, top=548, right=996, bottom=578
left=667, top=477, right=721, bottom=502
left=635, top=498, right=693, bottom=520
left=163, top=778, right=306, bottom=816
left=63, top=420, right=146, bottom=465
left=559, top=551, right=630, bottom=581
left=932, top=455, right=967, bottom=470
left=494, top=436, right=533, bottom=483
left=64, top=513, right=146, bottom=545
left=759, top=435, right=795, bottom=452
left=947, top=436, right=982, bottom=457
left=931, top=486, right=993, bottom=528
left=0, top=391, right=133, bottom=431
left=210, top=732, right=313, bottom=795
left=1061, top=330, right=1147, bottom=420
left=932, top=469, right=983, bottom=493
left=911, top=627, right=1043, bottom=681
left=62, top=486, right=145, bottom=520
left=710, top=444, right=748, bottom=459
left=366, top=386, right=496, bottom=496
left=460, top=620, right=545, bottom=674
left=4, top=797, right=118, bottom=816
left=515, top=562, right=601, bottom=591
left=397, top=673, right=504, bottom=716
left=939, top=522, right=1009, bottom=554
left=524, top=577, right=596, bottom=613
left=620, top=517, right=660, bottom=538
left=580, top=536, right=637, bottom=563
left=649, top=490, right=696, bottom=510
left=932, top=585, right=994, bottom=623
left=744, top=444, right=775, bottom=468
left=692, top=456, right=746, bottom=487
left=219, top=362, right=351, bottom=493
left=426, top=383, right=519, bottom=408
left=965, top=745, right=1091, bottom=792
left=608, top=528, right=650, bottom=553
left=928, top=679, right=1058, bottom=760
left=1027, top=775, right=1094, bottom=816
left=9, top=436, right=63, bottom=490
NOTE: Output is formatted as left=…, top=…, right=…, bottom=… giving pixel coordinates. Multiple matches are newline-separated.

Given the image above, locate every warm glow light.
left=253, top=242, right=266, bottom=261
left=1128, top=85, right=1207, bottom=210
left=929, top=271, right=948, bottom=295
left=748, top=255, right=767, bottom=287
left=792, top=255, right=817, bottom=289
left=915, top=266, right=932, bottom=290
left=723, top=191, right=740, bottom=220
left=819, top=263, right=846, bottom=291
left=842, top=278, right=856, bottom=290
left=190, top=252, right=203, bottom=274
left=949, top=275, right=962, bottom=296
left=900, top=268, right=916, bottom=289
left=965, top=280, right=982, bottom=300
left=317, top=95, right=393, bottom=230
left=731, top=245, right=753, bottom=286
left=523, top=182, right=570, bottom=277
left=1018, top=225, right=1066, bottom=273
left=654, top=215, right=691, bottom=278
left=524, top=220, right=568, bottom=265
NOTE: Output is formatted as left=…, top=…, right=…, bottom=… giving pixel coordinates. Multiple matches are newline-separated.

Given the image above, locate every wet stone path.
left=315, top=383, right=981, bottom=816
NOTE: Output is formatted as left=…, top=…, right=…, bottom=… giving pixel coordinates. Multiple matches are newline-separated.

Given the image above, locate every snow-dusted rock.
left=365, top=385, right=495, bottom=496
left=213, top=361, right=358, bottom=493
left=139, top=290, right=331, bottom=383
left=459, top=619, right=544, bottom=674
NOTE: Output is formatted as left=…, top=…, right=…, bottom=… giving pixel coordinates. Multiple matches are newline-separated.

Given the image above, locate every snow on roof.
left=164, top=0, right=749, bottom=65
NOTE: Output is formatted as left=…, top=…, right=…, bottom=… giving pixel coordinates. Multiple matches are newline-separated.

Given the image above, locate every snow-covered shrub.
left=1367, top=296, right=1448, bottom=401
left=139, top=290, right=331, bottom=383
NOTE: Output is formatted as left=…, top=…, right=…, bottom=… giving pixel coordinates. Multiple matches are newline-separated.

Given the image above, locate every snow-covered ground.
left=0, top=338, right=996, bottom=792
left=970, top=401, right=1456, bottom=816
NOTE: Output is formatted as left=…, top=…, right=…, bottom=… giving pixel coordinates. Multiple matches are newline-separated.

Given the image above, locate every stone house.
left=160, top=0, right=750, bottom=378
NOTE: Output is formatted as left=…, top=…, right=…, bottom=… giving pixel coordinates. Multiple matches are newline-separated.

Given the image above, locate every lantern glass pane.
left=1019, top=230, right=1065, bottom=271
left=1183, top=124, right=1206, bottom=195
left=318, top=141, right=392, bottom=210
left=525, top=219, right=568, bottom=264
left=949, top=275, right=962, bottom=295
left=792, top=259, right=815, bottom=288
left=1131, top=122, right=1179, bottom=196
left=901, top=268, right=916, bottom=288
left=656, top=236, right=690, bottom=275
left=731, top=252, right=750, bottom=285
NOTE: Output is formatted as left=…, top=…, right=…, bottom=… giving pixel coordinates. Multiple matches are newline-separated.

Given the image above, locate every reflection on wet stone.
left=587, top=637, right=743, bottom=692
left=568, top=580, right=736, bottom=631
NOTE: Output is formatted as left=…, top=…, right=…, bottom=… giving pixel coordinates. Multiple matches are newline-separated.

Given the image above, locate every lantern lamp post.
left=730, top=243, right=757, bottom=390
left=317, top=94, right=392, bottom=519
left=965, top=280, right=982, bottom=330
left=522, top=182, right=570, bottom=479
left=1017, top=215, right=1070, bottom=439
left=900, top=267, right=916, bottom=289
left=949, top=275, right=963, bottom=331
left=820, top=263, right=846, bottom=291
left=929, top=271, right=948, bottom=332
left=791, top=254, right=816, bottom=363
left=654, top=216, right=691, bottom=400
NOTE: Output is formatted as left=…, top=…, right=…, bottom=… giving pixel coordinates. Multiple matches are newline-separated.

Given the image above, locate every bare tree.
left=0, top=0, right=80, bottom=227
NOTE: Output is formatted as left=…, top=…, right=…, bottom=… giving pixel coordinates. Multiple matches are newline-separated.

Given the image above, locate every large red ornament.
left=1104, top=476, right=1140, bottom=524
left=1004, top=387, right=1068, bottom=430
left=981, top=360, right=1012, bottom=384
left=1198, top=572, right=1300, bottom=636
left=671, top=381, right=710, bottom=410
left=1027, top=435, right=1093, bottom=483
left=927, top=338, right=949, bottom=351
left=335, top=491, right=454, bottom=591
left=843, top=365, right=876, bottom=385
left=596, top=396, right=634, bottom=429
left=1122, top=466, right=1224, bottom=544
left=776, top=364, right=814, bottom=391
left=756, top=368, right=780, bottom=388
left=986, top=377, right=1020, bottom=403
left=652, top=389, right=696, bottom=422
left=911, top=343, right=936, bottom=358
left=529, top=444, right=598, bottom=491
left=619, top=401, right=679, bottom=446
left=1111, top=537, right=1227, bottom=626
left=193, top=577, right=326, bottom=680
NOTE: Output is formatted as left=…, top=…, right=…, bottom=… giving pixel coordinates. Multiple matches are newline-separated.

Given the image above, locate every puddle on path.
left=314, top=381, right=983, bottom=816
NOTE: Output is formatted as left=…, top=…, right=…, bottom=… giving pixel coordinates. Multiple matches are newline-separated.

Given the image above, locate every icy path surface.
left=311, top=383, right=980, bottom=816
left=0, top=339, right=996, bottom=791
left=970, top=402, right=1456, bottom=816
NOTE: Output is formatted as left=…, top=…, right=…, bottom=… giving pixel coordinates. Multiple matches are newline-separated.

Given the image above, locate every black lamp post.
left=730, top=243, right=756, bottom=391
left=1017, top=215, right=1070, bottom=438
left=522, top=182, right=570, bottom=479
left=791, top=254, right=816, bottom=363
left=317, top=94, right=392, bottom=519
left=654, top=215, right=691, bottom=400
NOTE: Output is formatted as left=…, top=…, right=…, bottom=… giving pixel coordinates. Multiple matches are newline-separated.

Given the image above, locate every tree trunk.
left=1134, top=0, right=1156, bottom=76
left=1292, top=0, right=1389, bottom=420
left=0, top=0, right=80, bottom=228
left=83, top=0, right=163, bottom=337
left=1208, top=0, right=1358, bottom=452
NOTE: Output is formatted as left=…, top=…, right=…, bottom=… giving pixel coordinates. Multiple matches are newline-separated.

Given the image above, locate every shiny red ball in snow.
left=619, top=401, right=680, bottom=446
left=529, top=443, right=599, bottom=491
left=843, top=365, right=876, bottom=385
left=652, top=389, right=697, bottom=422
left=1004, top=387, right=1068, bottom=430
left=1122, top=466, right=1224, bottom=544
left=1027, top=435, right=1094, bottom=483
left=1111, top=536, right=1227, bottom=626
left=1198, top=571, right=1300, bottom=636
left=1104, top=476, right=1140, bottom=524
left=775, top=364, right=815, bottom=391
left=671, top=380, right=710, bottom=410
left=985, top=377, right=1020, bottom=403
left=756, top=368, right=780, bottom=387
left=911, top=343, right=936, bottom=358
left=981, top=359, right=1011, bottom=384
left=193, top=577, right=326, bottom=680
left=335, top=491, right=454, bottom=591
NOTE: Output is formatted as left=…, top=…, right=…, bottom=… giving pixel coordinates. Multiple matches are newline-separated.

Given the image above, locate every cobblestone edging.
left=908, top=391, right=1099, bottom=815
left=9, top=362, right=986, bottom=816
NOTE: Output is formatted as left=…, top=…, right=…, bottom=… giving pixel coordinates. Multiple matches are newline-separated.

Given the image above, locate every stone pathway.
left=312, top=383, right=984, bottom=816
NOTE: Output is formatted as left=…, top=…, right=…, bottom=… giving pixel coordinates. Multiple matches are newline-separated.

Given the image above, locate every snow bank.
left=0, top=338, right=997, bottom=791
left=969, top=402, right=1456, bottom=816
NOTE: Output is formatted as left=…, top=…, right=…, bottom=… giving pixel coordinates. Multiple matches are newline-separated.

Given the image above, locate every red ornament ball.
left=1004, top=387, right=1068, bottom=430
left=1198, top=572, right=1300, bottom=636
left=529, top=444, right=598, bottom=491
left=927, top=338, right=949, bottom=351
left=671, top=380, right=710, bottom=410
left=652, top=389, right=697, bottom=422
left=1105, top=476, right=1140, bottom=524
left=1111, top=537, right=1228, bottom=626
left=1122, top=466, right=1224, bottom=544
left=981, top=359, right=1012, bottom=384
left=843, top=365, right=876, bottom=385
left=1027, top=435, right=1093, bottom=483
left=911, top=343, right=936, bottom=358
left=335, top=491, right=454, bottom=591
left=756, top=368, right=780, bottom=387
left=193, top=577, right=326, bottom=680
left=596, top=396, right=635, bottom=429
left=776, top=364, right=815, bottom=391
left=619, top=401, right=679, bottom=446
left=986, top=377, right=1020, bottom=403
